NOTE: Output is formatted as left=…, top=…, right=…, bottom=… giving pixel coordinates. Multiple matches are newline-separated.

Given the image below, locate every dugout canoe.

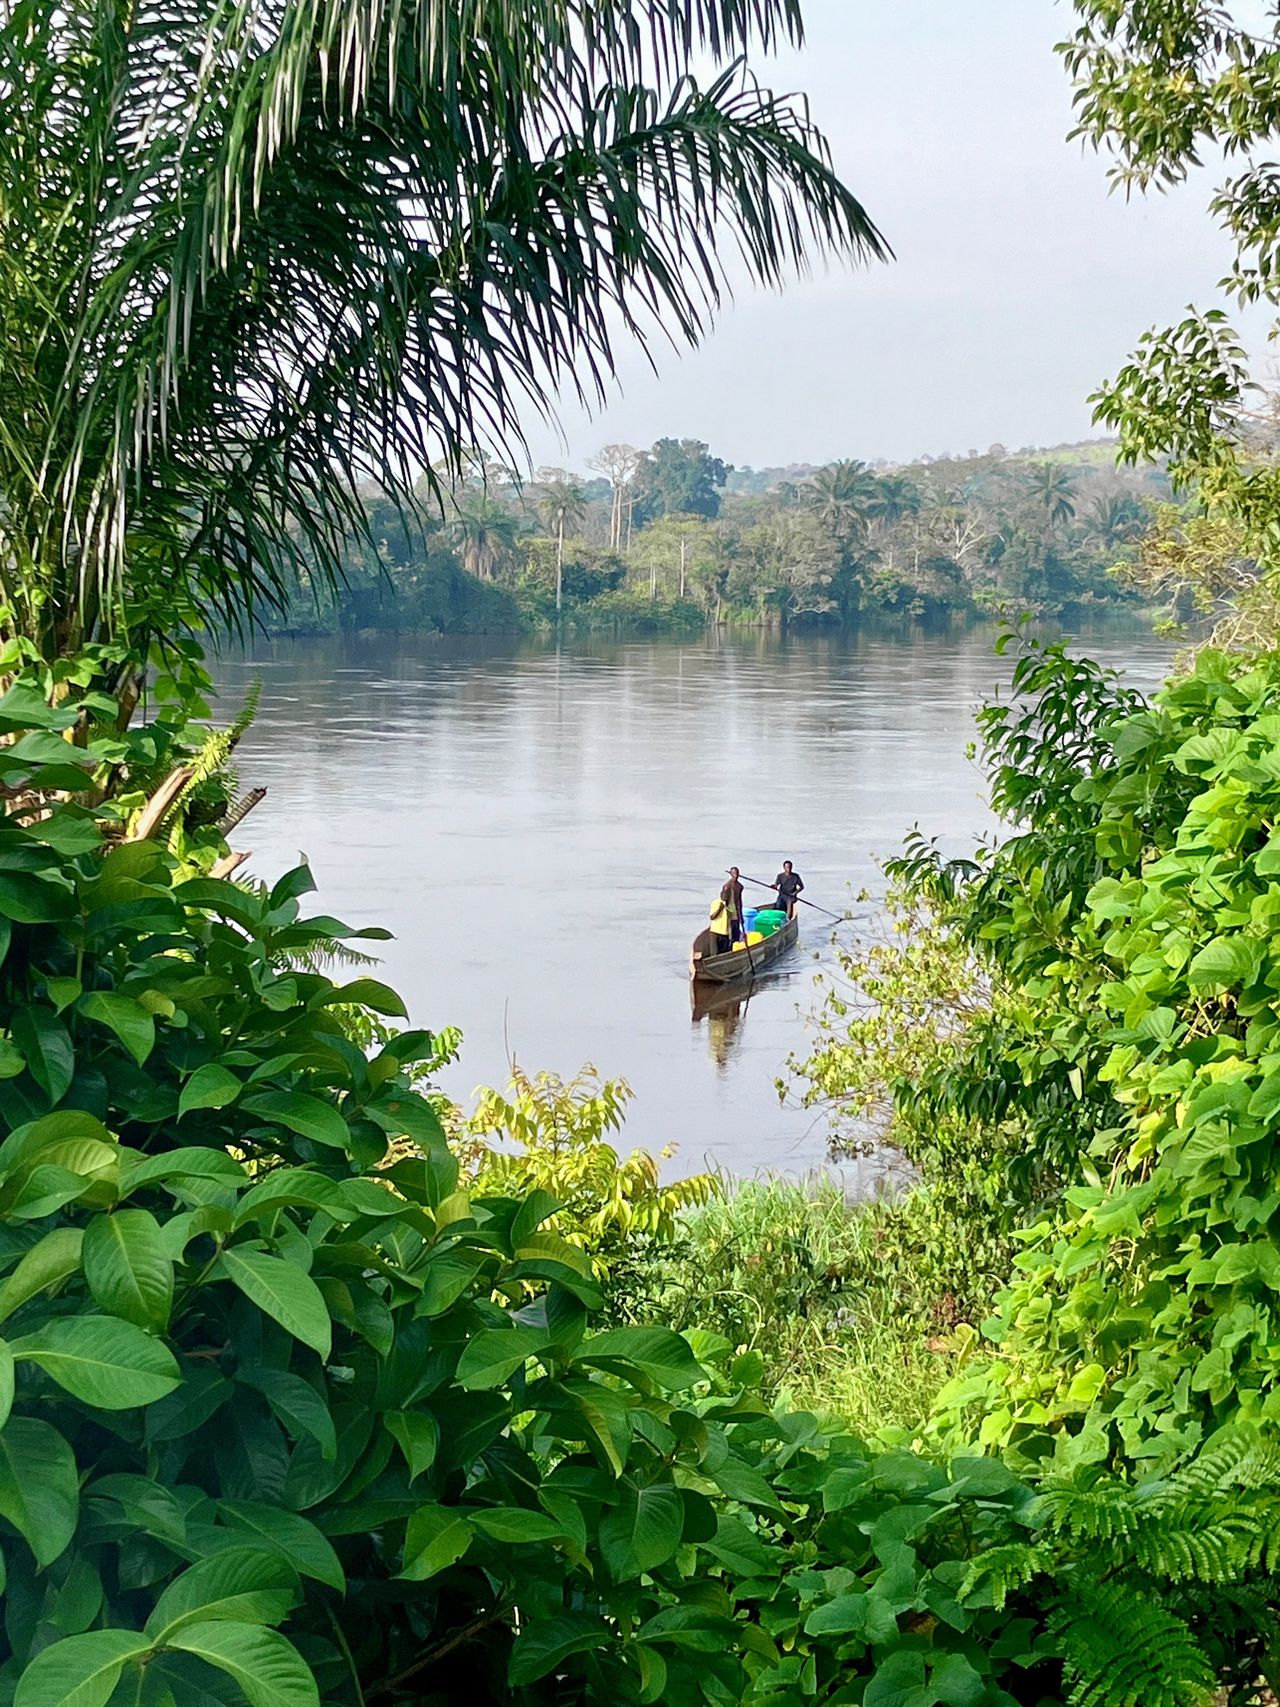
left=689, top=914, right=799, bottom=984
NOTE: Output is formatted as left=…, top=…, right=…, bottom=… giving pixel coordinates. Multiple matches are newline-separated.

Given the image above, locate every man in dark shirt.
left=774, top=860, right=804, bottom=919
left=721, top=867, right=745, bottom=943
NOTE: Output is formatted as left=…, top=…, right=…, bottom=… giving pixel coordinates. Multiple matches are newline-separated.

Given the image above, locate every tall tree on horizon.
left=536, top=475, right=589, bottom=614
left=0, top=0, right=888, bottom=691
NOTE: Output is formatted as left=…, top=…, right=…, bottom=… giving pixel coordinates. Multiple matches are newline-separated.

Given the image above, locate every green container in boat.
left=755, top=908, right=787, bottom=937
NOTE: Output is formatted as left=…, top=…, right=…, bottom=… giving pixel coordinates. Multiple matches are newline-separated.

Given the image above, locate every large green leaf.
left=399, top=1505, right=473, bottom=1581
left=507, top=1614, right=611, bottom=1687
left=239, top=1092, right=350, bottom=1150
left=1187, top=934, right=1262, bottom=993
left=0, top=1417, right=79, bottom=1565
left=13, top=1629, right=149, bottom=1707
left=13, top=1316, right=181, bottom=1408
left=178, top=1064, right=242, bottom=1118
left=456, top=1324, right=552, bottom=1390
left=238, top=1368, right=336, bottom=1459
left=166, top=1622, right=319, bottom=1707
left=598, top=1480, right=684, bottom=1580
left=0, top=1226, right=83, bottom=1321
left=145, top=1548, right=299, bottom=1643
left=83, top=1209, right=173, bottom=1329
left=79, top=992, right=156, bottom=1066
left=11, top=1007, right=73, bottom=1104
left=863, top=1650, right=933, bottom=1707
left=322, top=978, right=408, bottom=1018
left=575, top=1326, right=704, bottom=1390
left=213, top=1251, right=332, bottom=1358
left=217, top=1503, right=344, bottom=1592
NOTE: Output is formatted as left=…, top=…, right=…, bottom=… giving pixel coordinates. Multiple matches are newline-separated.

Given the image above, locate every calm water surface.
left=215, top=625, right=1171, bottom=1188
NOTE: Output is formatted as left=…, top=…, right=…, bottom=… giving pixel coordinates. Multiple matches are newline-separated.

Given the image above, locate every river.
left=214, top=623, right=1172, bottom=1190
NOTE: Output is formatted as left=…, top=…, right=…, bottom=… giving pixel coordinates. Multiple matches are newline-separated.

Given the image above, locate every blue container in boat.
left=744, top=907, right=759, bottom=933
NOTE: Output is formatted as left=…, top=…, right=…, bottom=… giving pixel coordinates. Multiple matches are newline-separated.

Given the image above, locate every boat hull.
left=690, top=914, right=799, bottom=983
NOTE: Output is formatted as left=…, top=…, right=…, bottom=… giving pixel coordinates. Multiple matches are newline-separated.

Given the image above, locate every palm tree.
left=865, top=473, right=922, bottom=570
left=448, top=498, right=519, bottom=582
left=0, top=0, right=888, bottom=694
left=536, top=479, right=588, bottom=614
left=806, top=461, right=878, bottom=542
left=1087, top=492, right=1146, bottom=549
left=1028, top=463, right=1079, bottom=529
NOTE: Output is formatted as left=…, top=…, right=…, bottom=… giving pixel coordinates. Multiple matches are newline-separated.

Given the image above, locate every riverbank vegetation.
left=2, top=0, right=1280, bottom=1702
left=271, top=438, right=1169, bottom=638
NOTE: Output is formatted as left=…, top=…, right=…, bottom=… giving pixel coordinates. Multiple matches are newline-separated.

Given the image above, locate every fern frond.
left=1036, top=1482, right=1141, bottom=1545
left=1156, top=1426, right=1278, bottom=1499
left=960, top=1542, right=1049, bottom=1610
left=1049, top=1579, right=1217, bottom=1707
left=1129, top=1504, right=1271, bottom=1581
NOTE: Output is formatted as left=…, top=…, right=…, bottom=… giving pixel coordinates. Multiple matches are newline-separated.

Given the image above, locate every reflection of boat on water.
left=690, top=981, right=749, bottom=1070
left=689, top=914, right=799, bottom=985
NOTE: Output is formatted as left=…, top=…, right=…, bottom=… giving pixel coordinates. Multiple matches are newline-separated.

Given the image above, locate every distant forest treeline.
left=270, top=437, right=1171, bottom=637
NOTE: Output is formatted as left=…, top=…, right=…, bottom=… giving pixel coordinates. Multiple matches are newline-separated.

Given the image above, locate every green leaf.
left=0, top=1226, right=83, bottom=1321
left=239, top=1092, right=350, bottom=1150
left=146, top=1549, right=298, bottom=1643
left=804, top=1592, right=872, bottom=1637
left=864, top=1650, right=932, bottom=1707
left=83, top=1210, right=174, bottom=1329
left=233, top=1171, right=349, bottom=1226
left=179, top=1065, right=242, bottom=1118
left=400, top=1505, right=472, bottom=1581
left=13, top=1629, right=148, bottom=1707
left=213, top=1251, right=331, bottom=1358
left=13, top=1316, right=180, bottom=1408
left=323, top=978, right=408, bottom=1018
left=576, top=1326, right=704, bottom=1390
left=239, top=1368, right=336, bottom=1459
left=166, top=1622, right=319, bottom=1707
left=1187, top=934, right=1261, bottom=993
left=12, top=1007, right=73, bottom=1104
left=469, top=1507, right=564, bottom=1543
left=507, top=1615, right=610, bottom=1687
left=930, top=1653, right=987, bottom=1707
left=79, top=992, right=155, bottom=1066
left=599, top=1481, right=684, bottom=1580
left=0, top=872, right=75, bottom=924
left=0, top=1417, right=79, bottom=1565
left=0, top=1339, right=12, bottom=1429
left=385, top=1410, right=438, bottom=1480
left=120, top=1149, right=246, bottom=1193
left=456, top=1324, right=551, bottom=1390
left=218, top=1503, right=344, bottom=1592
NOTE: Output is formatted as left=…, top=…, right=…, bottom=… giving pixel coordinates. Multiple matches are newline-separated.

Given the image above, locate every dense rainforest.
left=1, top=1, right=1280, bottom=1706
left=271, top=439, right=1170, bottom=637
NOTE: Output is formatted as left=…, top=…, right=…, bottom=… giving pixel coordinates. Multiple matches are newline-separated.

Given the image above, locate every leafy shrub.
left=863, top=637, right=1280, bottom=1469
left=463, top=1066, right=716, bottom=1292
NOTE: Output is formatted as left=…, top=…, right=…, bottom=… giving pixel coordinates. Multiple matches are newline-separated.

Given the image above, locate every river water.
left=214, top=624, right=1171, bottom=1189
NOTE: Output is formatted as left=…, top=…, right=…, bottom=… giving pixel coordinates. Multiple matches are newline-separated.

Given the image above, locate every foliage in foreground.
left=836, top=635, right=1280, bottom=1476
left=0, top=671, right=1273, bottom=1706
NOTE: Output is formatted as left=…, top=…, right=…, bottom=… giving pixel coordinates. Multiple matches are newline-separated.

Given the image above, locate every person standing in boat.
left=708, top=892, right=733, bottom=956
left=720, top=867, right=745, bottom=945
left=773, top=860, right=804, bottom=919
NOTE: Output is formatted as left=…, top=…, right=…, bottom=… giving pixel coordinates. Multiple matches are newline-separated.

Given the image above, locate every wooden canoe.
left=690, top=914, right=799, bottom=984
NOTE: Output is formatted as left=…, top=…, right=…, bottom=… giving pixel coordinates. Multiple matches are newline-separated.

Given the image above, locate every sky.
left=524, top=0, right=1267, bottom=474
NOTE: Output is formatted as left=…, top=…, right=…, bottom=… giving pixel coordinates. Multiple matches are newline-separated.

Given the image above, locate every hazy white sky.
left=525, top=0, right=1265, bottom=473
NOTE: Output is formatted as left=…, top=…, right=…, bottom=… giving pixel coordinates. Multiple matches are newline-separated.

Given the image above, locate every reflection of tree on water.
left=691, top=984, right=750, bottom=1073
